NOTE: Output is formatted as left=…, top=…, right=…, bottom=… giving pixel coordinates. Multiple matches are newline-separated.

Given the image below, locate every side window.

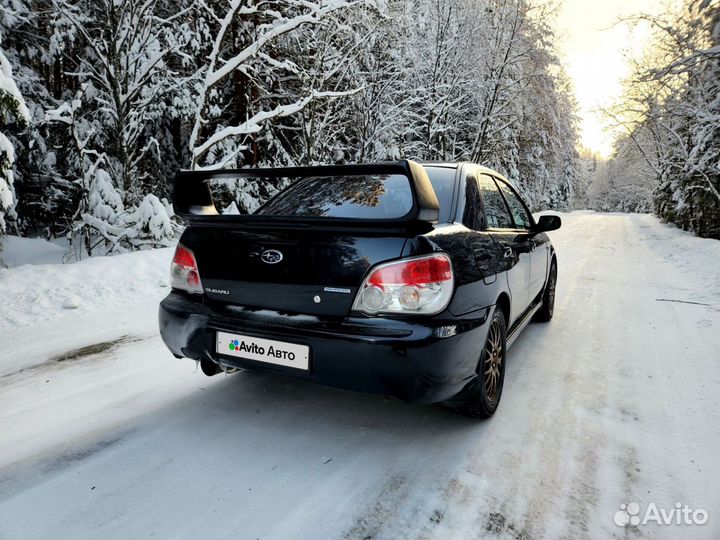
left=460, top=175, right=484, bottom=230
left=478, top=175, right=513, bottom=229
left=495, top=179, right=531, bottom=229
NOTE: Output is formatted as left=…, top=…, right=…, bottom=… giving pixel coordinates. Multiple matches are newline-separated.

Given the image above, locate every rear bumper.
left=159, top=292, right=491, bottom=404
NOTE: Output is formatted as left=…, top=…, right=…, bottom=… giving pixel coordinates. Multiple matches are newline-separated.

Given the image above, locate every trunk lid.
left=183, top=227, right=407, bottom=317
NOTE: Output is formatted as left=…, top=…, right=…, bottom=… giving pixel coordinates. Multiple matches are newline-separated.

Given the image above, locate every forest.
left=1, top=0, right=719, bottom=257
left=586, top=0, right=720, bottom=239
left=0, top=0, right=580, bottom=255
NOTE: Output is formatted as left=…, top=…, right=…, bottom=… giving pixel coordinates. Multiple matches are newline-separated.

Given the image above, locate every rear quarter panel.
left=403, top=224, right=509, bottom=318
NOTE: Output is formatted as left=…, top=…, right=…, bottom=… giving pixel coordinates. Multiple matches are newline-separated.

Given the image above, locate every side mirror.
left=534, top=214, right=561, bottom=233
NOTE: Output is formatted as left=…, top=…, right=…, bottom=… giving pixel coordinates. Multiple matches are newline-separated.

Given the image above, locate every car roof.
left=420, top=161, right=508, bottom=182
left=419, top=161, right=459, bottom=169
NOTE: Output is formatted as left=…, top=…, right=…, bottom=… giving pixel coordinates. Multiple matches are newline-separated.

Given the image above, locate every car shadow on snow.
left=181, top=366, right=477, bottom=431
left=118, top=371, right=493, bottom=532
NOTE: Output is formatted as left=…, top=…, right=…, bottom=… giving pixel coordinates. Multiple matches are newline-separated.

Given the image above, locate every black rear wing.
left=172, top=160, right=440, bottom=230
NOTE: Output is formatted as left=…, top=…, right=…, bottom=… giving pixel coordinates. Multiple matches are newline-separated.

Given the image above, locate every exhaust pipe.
left=200, top=359, right=239, bottom=376
left=200, top=358, right=221, bottom=376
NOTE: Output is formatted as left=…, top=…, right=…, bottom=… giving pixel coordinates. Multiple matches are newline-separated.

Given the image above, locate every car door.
left=477, top=174, right=532, bottom=324
left=456, top=171, right=499, bottom=285
left=494, top=178, right=548, bottom=303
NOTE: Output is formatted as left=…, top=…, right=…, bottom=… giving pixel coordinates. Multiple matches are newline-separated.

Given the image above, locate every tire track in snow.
left=0, top=335, right=146, bottom=380
left=343, top=474, right=410, bottom=540
left=0, top=430, right=133, bottom=504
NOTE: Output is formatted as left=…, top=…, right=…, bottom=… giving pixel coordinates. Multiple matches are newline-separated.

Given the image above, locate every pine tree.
left=0, top=29, right=31, bottom=233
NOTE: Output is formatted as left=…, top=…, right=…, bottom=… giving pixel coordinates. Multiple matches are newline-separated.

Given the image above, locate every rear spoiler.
left=172, top=160, right=440, bottom=230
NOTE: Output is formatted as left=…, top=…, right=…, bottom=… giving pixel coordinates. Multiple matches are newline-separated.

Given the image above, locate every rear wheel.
left=457, top=310, right=507, bottom=418
left=534, top=259, right=557, bottom=322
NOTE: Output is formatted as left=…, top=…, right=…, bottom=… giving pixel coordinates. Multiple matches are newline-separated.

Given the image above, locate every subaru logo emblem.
left=260, top=249, right=283, bottom=264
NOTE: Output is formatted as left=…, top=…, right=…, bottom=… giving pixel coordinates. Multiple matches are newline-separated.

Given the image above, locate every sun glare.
left=555, top=0, right=665, bottom=158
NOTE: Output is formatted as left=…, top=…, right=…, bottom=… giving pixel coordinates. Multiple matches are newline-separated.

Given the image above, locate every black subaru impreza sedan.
left=159, top=160, right=560, bottom=418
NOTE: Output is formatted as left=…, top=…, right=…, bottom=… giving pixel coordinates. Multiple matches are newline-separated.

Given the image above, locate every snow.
left=0, top=235, right=67, bottom=267
left=124, top=193, right=174, bottom=242
left=0, top=244, right=172, bottom=349
left=0, top=39, right=31, bottom=123
left=0, top=212, right=719, bottom=539
left=44, top=101, right=75, bottom=124
left=222, top=201, right=240, bottom=215
left=0, top=133, right=16, bottom=211
left=88, top=168, right=124, bottom=221
left=0, top=30, right=30, bottom=232
left=193, top=90, right=361, bottom=165
left=80, top=171, right=175, bottom=251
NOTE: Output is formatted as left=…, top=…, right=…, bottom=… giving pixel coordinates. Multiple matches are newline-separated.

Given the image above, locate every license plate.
left=216, top=331, right=309, bottom=370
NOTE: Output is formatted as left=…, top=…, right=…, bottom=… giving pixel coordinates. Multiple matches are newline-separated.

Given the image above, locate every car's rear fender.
left=401, top=224, right=509, bottom=318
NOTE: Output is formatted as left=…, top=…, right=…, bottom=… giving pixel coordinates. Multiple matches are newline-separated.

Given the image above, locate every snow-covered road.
left=1, top=212, right=719, bottom=539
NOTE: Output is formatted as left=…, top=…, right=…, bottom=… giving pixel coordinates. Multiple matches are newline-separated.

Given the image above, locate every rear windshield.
left=255, top=174, right=413, bottom=219
left=424, top=167, right=456, bottom=223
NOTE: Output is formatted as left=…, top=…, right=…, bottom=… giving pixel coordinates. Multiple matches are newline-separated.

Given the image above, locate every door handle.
left=503, top=247, right=513, bottom=259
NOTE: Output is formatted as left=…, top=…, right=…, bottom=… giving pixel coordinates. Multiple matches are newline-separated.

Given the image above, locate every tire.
left=457, top=310, right=507, bottom=419
left=534, top=258, right=557, bottom=323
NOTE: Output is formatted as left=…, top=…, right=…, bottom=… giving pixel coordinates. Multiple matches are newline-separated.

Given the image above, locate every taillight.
left=352, top=253, right=454, bottom=315
left=170, top=244, right=203, bottom=294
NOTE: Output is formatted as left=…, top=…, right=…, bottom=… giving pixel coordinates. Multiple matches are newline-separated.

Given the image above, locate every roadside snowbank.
left=0, top=239, right=173, bottom=377
left=0, top=245, right=172, bottom=330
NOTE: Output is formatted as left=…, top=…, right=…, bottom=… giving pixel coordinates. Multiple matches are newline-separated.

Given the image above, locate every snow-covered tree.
left=33, top=0, right=191, bottom=253
left=51, top=0, right=193, bottom=199
left=586, top=134, right=655, bottom=213
left=349, top=6, right=412, bottom=162
left=363, top=0, right=581, bottom=209
left=187, top=0, right=375, bottom=170
left=0, top=29, right=31, bottom=233
left=2, top=0, right=583, bottom=249
left=122, top=194, right=174, bottom=249
left=608, top=0, right=720, bottom=237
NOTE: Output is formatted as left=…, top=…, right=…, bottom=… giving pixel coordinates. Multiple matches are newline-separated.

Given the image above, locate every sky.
left=555, top=0, right=666, bottom=158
